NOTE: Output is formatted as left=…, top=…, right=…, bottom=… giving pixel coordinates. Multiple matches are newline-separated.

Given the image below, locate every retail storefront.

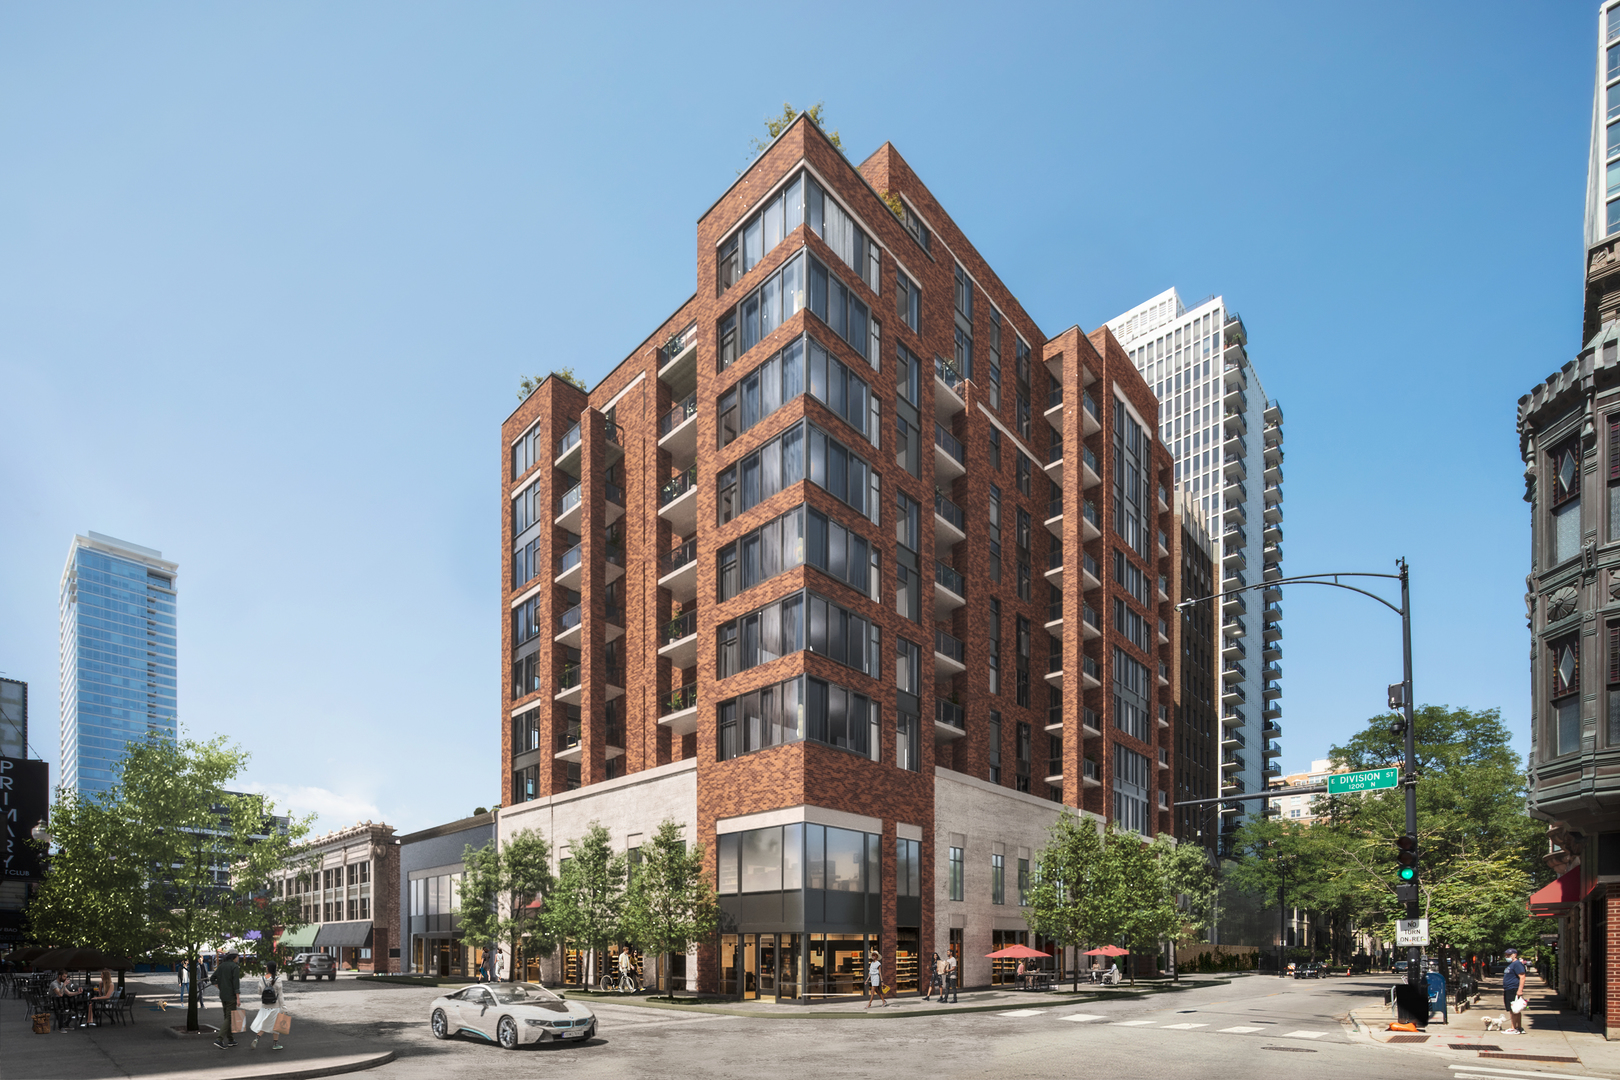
left=315, top=920, right=374, bottom=970
left=399, top=810, right=495, bottom=980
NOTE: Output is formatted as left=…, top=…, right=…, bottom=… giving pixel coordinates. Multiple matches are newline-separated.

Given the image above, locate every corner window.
left=1550, top=635, right=1581, bottom=757
left=1550, top=440, right=1582, bottom=564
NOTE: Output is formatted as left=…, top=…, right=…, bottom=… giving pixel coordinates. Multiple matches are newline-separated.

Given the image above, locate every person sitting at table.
left=86, top=968, right=115, bottom=1027
left=49, top=970, right=77, bottom=1031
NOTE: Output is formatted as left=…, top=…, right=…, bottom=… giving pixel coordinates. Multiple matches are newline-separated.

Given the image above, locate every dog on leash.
left=1483, top=1014, right=1508, bottom=1032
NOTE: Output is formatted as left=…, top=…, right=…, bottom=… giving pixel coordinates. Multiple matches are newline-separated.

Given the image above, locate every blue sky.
left=0, top=1, right=1593, bottom=832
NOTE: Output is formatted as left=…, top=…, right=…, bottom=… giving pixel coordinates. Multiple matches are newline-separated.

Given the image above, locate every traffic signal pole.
left=1399, top=559, right=1421, bottom=991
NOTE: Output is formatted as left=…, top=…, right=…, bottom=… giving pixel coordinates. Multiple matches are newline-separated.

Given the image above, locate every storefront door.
left=758, top=935, right=777, bottom=999
left=743, top=934, right=758, bottom=1000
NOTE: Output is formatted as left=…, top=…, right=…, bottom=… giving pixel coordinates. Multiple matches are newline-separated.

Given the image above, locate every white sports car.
left=428, top=982, right=598, bottom=1050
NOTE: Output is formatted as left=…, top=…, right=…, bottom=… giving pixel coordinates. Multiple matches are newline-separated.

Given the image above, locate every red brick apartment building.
left=497, top=116, right=1180, bottom=998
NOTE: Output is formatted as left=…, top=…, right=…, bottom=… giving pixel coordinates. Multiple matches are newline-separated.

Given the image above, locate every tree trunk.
left=186, top=958, right=199, bottom=1032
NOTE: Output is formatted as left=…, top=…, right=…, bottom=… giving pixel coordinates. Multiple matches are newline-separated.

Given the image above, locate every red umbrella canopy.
left=1083, top=945, right=1130, bottom=956
left=984, top=944, right=1051, bottom=959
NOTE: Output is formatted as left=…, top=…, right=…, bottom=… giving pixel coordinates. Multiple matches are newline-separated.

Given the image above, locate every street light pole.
left=1399, top=559, right=1421, bottom=991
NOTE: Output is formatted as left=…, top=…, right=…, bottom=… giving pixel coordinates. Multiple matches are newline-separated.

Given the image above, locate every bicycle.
left=599, top=970, right=640, bottom=993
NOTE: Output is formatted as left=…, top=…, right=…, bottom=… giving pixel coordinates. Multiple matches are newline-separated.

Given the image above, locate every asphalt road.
left=254, top=971, right=1519, bottom=1080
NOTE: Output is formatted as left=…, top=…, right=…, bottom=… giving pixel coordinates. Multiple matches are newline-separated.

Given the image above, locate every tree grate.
left=1386, top=1035, right=1429, bottom=1043
left=1480, top=1053, right=1581, bottom=1063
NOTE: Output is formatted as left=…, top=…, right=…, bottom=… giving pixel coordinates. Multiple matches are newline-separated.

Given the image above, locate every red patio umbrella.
left=1083, top=945, right=1130, bottom=956
left=984, top=944, right=1052, bottom=959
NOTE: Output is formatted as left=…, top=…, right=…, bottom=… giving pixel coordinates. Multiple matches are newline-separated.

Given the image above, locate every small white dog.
left=1483, top=1014, right=1508, bottom=1032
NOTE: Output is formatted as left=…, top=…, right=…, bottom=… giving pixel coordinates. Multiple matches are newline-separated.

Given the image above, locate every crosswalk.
left=1005, top=1009, right=1338, bottom=1040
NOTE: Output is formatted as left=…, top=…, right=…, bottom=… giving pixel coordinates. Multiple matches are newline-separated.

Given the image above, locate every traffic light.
left=1396, top=834, right=1418, bottom=881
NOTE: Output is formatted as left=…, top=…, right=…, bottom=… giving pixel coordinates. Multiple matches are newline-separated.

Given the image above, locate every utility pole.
left=1399, top=559, right=1420, bottom=993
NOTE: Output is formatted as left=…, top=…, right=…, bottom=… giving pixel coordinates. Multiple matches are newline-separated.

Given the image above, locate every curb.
left=211, top=1051, right=396, bottom=1080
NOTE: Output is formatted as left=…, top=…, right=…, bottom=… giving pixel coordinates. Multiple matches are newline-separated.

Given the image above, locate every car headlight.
left=524, top=1019, right=547, bottom=1027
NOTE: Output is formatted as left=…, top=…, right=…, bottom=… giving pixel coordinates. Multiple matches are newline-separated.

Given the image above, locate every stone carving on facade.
left=1591, top=244, right=1616, bottom=272
left=1547, top=584, right=1579, bottom=623
left=1585, top=538, right=1599, bottom=575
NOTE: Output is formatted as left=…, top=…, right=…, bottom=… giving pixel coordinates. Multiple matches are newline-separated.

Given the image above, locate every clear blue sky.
left=0, top=1, right=1592, bottom=832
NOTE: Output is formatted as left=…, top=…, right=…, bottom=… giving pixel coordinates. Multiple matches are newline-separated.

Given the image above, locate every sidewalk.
left=1, top=988, right=394, bottom=1080
left=561, top=972, right=1238, bottom=1019
left=1347, top=974, right=1620, bottom=1075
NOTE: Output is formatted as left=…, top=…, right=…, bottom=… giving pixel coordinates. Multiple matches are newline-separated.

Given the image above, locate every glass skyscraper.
left=59, top=533, right=177, bottom=797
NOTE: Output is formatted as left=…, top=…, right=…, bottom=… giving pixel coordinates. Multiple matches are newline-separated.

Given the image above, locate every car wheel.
left=431, top=1009, right=450, bottom=1040
left=585, top=1022, right=597, bottom=1040
left=497, top=1016, right=519, bottom=1050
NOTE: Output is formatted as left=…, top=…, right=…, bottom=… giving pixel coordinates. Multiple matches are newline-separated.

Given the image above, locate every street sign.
left=1326, top=767, right=1400, bottom=794
left=1396, top=918, right=1430, bottom=947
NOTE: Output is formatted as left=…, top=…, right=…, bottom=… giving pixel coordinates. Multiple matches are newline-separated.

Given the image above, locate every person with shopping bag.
left=211, top=951, right=244, bottom=1049
left=250, top=961, right=290, bottom=1051
left=1502, top=947, right=1529, bottom=1034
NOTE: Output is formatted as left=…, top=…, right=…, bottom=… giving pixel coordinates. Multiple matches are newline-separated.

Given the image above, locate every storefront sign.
left=0, top=757, right=49, bottom=880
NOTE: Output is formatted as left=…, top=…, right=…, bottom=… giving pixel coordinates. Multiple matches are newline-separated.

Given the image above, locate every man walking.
left=1502, top=947, right=1528, bottom=1034
left=212, top=951, right=244, bottom=1049
left=939, top=950, right=958, bottom=1004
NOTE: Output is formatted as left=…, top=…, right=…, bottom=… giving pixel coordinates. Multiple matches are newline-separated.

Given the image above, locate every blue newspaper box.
left=1426, top=971, right=1448, bottom=1024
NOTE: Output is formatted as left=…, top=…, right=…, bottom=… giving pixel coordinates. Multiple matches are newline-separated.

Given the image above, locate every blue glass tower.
left=59, top=533, right=177, bottom=797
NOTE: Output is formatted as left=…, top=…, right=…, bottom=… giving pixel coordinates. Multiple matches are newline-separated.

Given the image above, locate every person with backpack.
left=211, top=951, right=244, bottom=1049
left=249, top=961, right=288, bottom=1051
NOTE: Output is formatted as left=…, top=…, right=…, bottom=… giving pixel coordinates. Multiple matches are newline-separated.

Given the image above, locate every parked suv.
left=292, top=952, right=337, bottom=981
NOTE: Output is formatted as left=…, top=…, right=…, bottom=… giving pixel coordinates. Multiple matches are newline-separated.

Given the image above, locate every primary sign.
left=0, top=757, right=49, bottom=880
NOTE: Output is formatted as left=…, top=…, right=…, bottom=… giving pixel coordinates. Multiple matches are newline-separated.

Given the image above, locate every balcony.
left=659, top=609, right=699, bottom=670
left=1224, top=404, right=1247, bottom=438
left=1263, top=640, right=1281, bottom=664
left=554, top=541, right=624, bottom=592
left=554, top=723, right=584, bottom=762
left=555, top=482, right=583, bottom=531
left=1157, top=618, right=1169, bottom=645
left=1222, top=660, right=1245, bottom=684
left=1263, top=703, right=1282, bottom=721
left=1263, top=440, right=1282, bottom=466
left=1081, top=445, right=1101, bottom=489
left=1262, top=720, right=1281, bottom=740
left=1263, top=762, right=1282, bottom=779
left=1264, top=459, right=1283, bottom=487
left=1221, top=728, right=1246, bottom=749
left=1082, top=707, right=1102, bottom=736
left=1222, top=776, right=1247, bottom=795
left=1263, top=741, right=1282, bottom=759
left=555, top=421, right=583, bottom=475
left=1263, top=681, right=1282, bottom=701
left=1081, top=499, right=1101, bottom=541
left=552, top=663, right=622, bottom=705
left=935, top=493, right=966, bottom=548
left=1263, top=603, right=1283, bottom=623
left=1223, top=478, right=1248, bottom=506
left=1223, top=569, right=1247, bottom=593
left=1223, top=451, right=1247, bottom=484
left=1262, top=581, right=1282, bottom=605
left=1263, top=401, right=1282, bottom=426
left=1222, top=592, right=1247, bottom=618
left=1045, top=599, right=1064, bottom=638
left=1158, top=747, right=1170, bottom=771
left=1157, top=530, right=1169, bottom=557
left=1224, top=705, right=1246, bottom=727
left=1223, top=616, right=1247, bottom=639
left=1263, top=495, right=1283, bottom=525
left=1158, top=705, right=1169, bottom=729
left=934, top=560, right=966, bottom=615
left=1044, top=496, right=1065, bottom=539
left=1045, top=541, right=1065, bottom=585
left=1222, top=638, right=1246, bottom=662
left=1077, top=653, right=1101, bottom=688
left=658, top=323, right=698, bottom=391
left=659, top=466, right=698, bottom=534
left=1046, top=759, right=1064, bottom=787
left=934, top=356, right=966, bottom=420
left=1082, top=604, right=1100, bottom=639
left=1080, top=392, right=1101, bottom=436
left=934, top=628, right=967, bottom=677
left=658, top=392, right=699, bottom=469
left=934, top=423, right=966, bottom=481
left=658, top=537, right=698, bottom=604
left=659, top=682, right=699, bottom=737
left=1221, top=752, right=1244, bottom=773
left=1044, top=385, right=1064, bottom=430
left=1224, top=360, right=1248, bottom=392
left=1045, top=437, right=1065, bottom=484
left=934, top=698, right=966, bottom=739
left=1157, top=662, right=1169, bottom=687
left=1263, top=522, right=1281, bottom=546
left=1263, top=620, right=1282, bottom=642
left=1221, top=683, right=1247, bottom=706
left=555, top=604, right=582, bottom=646
left=1082, top=552, right=1100, bottom=591
left=1223, top=523, right=1248, bottom=549
left=1157, top=574, right=1169, bottom=603
left=1082, top=758, right=1101, bottom=787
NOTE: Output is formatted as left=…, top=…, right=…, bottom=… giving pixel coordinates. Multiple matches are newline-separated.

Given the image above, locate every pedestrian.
left=941, top=950, right=958, bottom=1004
left=249, top=961, right=288, bottom=1051
left=212, top=950, right=244, bottom=1049
left=1016, top=959, right=1026, bottom=990
left=1502, top=947, right=1529, bottom=1035
left=922, top=952, right=942, bottom=1000
left=866, top=951, right=888, bottom=1008
left=177, top=959, right=188, bottom=1004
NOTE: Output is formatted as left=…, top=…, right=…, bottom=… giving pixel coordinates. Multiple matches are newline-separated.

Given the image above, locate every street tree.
left=549, top=823, right=627, bottom=987
left=619, top=819, right=717, bottom=999
left=458, top=827, right=555, bottom=980
left=1152, top=834, right=1219, bottom=979
left=26, top=733, right=309, bottom=1032
left=1026, top=813, right=1107, bottom=991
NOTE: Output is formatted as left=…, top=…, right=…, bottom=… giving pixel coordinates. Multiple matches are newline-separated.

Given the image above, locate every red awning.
left=1529, top=866, right=1586, bottom=914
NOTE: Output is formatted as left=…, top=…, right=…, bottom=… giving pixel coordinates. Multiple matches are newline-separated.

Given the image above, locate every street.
left=273, top=973, right=1508, bottom=1080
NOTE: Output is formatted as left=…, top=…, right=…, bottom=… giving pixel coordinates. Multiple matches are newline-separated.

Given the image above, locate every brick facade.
left=498, top=116, right=1182, bottom=995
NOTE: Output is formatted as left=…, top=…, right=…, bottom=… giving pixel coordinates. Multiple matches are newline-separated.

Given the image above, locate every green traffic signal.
left=1398, top=866, right=1416, bottom=881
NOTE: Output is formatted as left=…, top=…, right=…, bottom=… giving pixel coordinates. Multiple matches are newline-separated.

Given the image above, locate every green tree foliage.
left=1152, top=834, right=1219, bottom=977
left=517, top=367, right=587, bottom=401
left=457, top=828, right=555, bottom=980
left=745, top=102, right=843, bottom=170
left=619, top=820, right=717, bottom=999
left=549, top=823, right=626, bottom=986
left=1026, top=813, right=1106, bottom=991
left=26, top=733, right=309, bottom=1031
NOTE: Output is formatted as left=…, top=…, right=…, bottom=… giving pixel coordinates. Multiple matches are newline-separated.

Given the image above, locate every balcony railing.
left=1081, top=500, right=1099, bottom=528
left=1082, top=758, right=1100, bottom=782
left=1224, top=525, right=1248, bottom=548
left=1225, top=639, right=1247, bottom=658
left=1047, top=497, right=1064, bottom=520
left=1226, top=730, right=1247, bottom=749
left=1047, top=386, right=1063, bottom=408
left=556, top=423, right=581, bottom=459
left=1048, top=600, right=1064, bottom=622
left=558, top=665, right=581, bottom=691
left=1048, top=652, right=1064, bottom=674
left=605, top=482, right=624, bottom=506
left=557, top=483, right=582, bottom=517
left=1083, top=445, right=1099, bottom=476
left=1048, top=543, right=1064, bottom=571
left=558, top=543, right=583, bottom=577
left=664, top=609, right=697, bottom=645
left=556, top=725, right=582, bottom=752
left=660, top=466, right=697, bottom=506
left=606, top=721, right=624, bottom=748
left=605, top=665, right=623, bottom=686
left=604, top=420, right=620, bottom=446
left=934, top=561, right=966, bottom=597
left=935, top=629, right=965, bottom=664
left=935, top=355, right=965, bottom=396
left=934, top=423, right=966, bottom=465
left=1225, top=570, right=1247, bottom=588
left=662, top=682, right=698, bottom=715
left=1081, top=393, right=1099, bottom=422
left=935, top=493, right=965, bottom=532
left=1082, top=552, right=1098, bottom=580
left=605, top=604, right=623, bottom=626
left=1158, top=662, right=1169, bottom=682
left=557, top=605, right=582, bottom=633
left=1159, top=748, right=1169, bottom=767
left=1047, top=439, right=1064, bottom=465
left=935, top=698, right=965, bottom=730
left=1083, top=706, right=1100, bottom=732
left=1081, top=655, right=1100, bottom=680
left=659, top=392, right=698, bottom=437
left=1082, top=604, right=1098, bottom=629
left=662, top=537, right=697, bottom=575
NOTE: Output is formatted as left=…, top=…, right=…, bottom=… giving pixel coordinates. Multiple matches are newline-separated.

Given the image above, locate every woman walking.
left=249, top=961, right=288, bottom=1051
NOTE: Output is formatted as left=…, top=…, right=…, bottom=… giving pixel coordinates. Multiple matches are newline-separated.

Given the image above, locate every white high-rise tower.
left=1106, top=290, right=1283, bottom=848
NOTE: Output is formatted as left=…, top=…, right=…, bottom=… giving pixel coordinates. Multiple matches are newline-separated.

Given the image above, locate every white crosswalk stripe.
left=1218, top=1025, right=1265, bottom=1033
left=997, top=1010, right=1042, bottom=1017
left=1279, top=1031, right=1325, bottom=1039
left=1162, top=1022, right=1208, bottom=1029
left=1113, top=1019, right=1156, bottom=1026
left=1447, top=1068, right=1590, bottom=1080
left=1060, top=1013, right=1106, bottom=1022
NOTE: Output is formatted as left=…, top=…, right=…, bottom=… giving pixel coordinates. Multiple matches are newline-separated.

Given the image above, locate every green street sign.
left=1326, top=767, right=1400, bottom=794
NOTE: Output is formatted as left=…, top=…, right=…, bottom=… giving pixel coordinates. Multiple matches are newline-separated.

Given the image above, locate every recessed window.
left=1550, top=441, right=1582, bottom=564
left=1550, top=635, right=1581, bottom=757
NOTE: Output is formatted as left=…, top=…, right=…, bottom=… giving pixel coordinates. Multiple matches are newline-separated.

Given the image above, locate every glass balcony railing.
left=662, top=537, right=697, bottom=575
left=557, top=543, right=582, bottom=576
left=1048, top=652, right=1064, bottom=674
left=1081, top=393, right=1099, bottom=422
left=606, top=665, right=623, bottom=687
left=556, top=423, right=581, bottom=459
left=1083, top=707, right=1100, bottom=732
left=1047, top=545, right=1064, bottom=571
left=558, top=666, right=581, bottom=690
left=605, top=605, right=623, bottom=626
left=1047, top=440, right=1064, bottom=465
left=604, top=420, right=620, bottom=446
left=1158, top=662, right=1169, bottom=682
left=935, top=629, right=965, bottom=664
left=1047, top=497, right=1064, bottom=520
left=606, top=722, right=624, bottom=748
left=934, top=423, right=966, bottom=465
left=1048, top=600, right=1064, bottom=622
left=934, top=561, right=966, bottom=597
left=557, top=605, right=582, bottom=633
left=605, top=482, right=624, bottom=506
left=1082, top=552, right=1098, bottom=580
left=556, top=725, right=582, bottom=752
left=934, top=493, right=965, bottom=532
left=1082, top=445, right=1099, bottom=475
left=557, top=483, right=582, bottom=517
left=1047, top=386, right=1063, bottom=408
left=1081, top=654, right=1100, bottom=681
left=664, top=609, right=697, bottom=644
left=659, top=392, right=698, bottom=437
left=661, top=683, right=697, bottom=715
left=1082, top=605, right=1098, bottom=629
left=934, top=356, right=965, bottom=396
left=1081, top=500, right=1099, bottom=528
left=935, top=698, right=965, bottom=730
left=1082, top=759, right=1100, bottom=782
left=660, top=466, right=696, bottom=506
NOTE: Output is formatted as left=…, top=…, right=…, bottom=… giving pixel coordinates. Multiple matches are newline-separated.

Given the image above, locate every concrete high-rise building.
left=497, top=115, right=1184, bottom=996
left=59, top=533, right=177, bottom=797
left=1105, top=290, right=1284, bottom=851
left=0, top=677, right=26, bottom=760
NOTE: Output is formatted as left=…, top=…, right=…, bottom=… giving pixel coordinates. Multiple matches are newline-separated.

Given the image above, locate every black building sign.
left=1, top=756, right=48, bottom=881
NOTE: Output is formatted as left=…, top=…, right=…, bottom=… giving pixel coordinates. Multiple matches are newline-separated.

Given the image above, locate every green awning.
left=277, top=924, right=319, bottom=949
